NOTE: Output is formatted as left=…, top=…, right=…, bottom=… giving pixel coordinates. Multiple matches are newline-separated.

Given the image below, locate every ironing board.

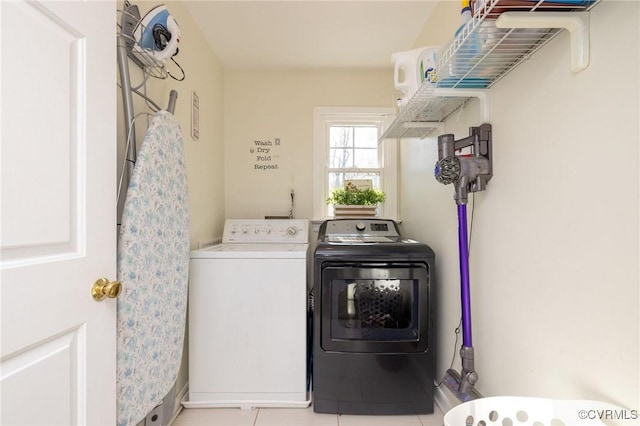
left=116, top=110, right=190, bottom=426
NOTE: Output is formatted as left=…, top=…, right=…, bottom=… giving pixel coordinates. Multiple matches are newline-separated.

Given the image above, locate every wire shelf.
left=380, top=0, right=599, bottom=140
left=436, top=26, right=559, bottom=89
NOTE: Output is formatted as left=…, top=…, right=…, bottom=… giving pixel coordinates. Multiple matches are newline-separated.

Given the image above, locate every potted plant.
left=327, top=181, right=386, bottom=217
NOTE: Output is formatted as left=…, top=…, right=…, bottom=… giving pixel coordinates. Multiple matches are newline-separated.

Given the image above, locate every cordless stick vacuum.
left=434, top=123, right=492, bottom=402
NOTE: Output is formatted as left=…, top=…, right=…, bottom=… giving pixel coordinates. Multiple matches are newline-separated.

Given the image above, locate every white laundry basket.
left=444, top=396, right=637, bottom=426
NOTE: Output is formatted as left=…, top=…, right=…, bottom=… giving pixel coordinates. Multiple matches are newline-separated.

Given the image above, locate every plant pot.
left=333, top=205, right=378, bottom=218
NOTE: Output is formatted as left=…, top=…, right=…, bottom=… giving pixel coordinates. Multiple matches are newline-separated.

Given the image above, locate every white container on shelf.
left=392, top=46, right=438, bottom=106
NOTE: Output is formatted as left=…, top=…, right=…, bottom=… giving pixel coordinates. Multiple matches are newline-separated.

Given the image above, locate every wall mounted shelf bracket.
left=495, top=11, right=590, bottom=73
left=441, top=88, right=491, bottom=124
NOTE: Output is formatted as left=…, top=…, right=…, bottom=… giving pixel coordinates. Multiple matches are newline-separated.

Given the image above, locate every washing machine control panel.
left=222, top=219, right=309, bottom=243
left=322, top=219, right=400, bottom=237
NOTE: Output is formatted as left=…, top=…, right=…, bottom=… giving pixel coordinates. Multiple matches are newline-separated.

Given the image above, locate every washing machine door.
left=320, top=263, right=430, bottom=353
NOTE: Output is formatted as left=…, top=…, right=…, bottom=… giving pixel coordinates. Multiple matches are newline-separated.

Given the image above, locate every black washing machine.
left=312, top=219, right=436, bottom=415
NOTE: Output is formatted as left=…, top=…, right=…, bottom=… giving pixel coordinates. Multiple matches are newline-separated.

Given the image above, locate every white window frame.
left=313, top=106, right=399, bottom=221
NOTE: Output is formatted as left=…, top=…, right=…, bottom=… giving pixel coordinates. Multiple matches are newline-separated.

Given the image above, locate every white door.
left=1, top=1, right=116, bottom=425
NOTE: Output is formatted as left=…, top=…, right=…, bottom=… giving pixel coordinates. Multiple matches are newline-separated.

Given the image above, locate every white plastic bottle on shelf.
left=448, top=0, right=487, bottom=87
left=457, top=0, right=472, bottom=36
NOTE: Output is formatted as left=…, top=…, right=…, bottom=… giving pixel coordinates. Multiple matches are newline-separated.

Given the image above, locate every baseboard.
left=172, top=380, right=455, bottom=420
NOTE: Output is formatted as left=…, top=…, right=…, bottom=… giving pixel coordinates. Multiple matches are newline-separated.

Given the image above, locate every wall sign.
left=250, top=137, right=281, bottom=171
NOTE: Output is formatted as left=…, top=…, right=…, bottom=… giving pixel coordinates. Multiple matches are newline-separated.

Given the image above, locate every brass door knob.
left=91, top=278, right=122, bottom=301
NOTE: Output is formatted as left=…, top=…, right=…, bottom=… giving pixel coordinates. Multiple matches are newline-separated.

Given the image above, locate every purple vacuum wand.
left=458, top=204, right=473, bottom=348
left=457, top=202, right=478, bottom=394
left=434, top=124, right=492, bottom=394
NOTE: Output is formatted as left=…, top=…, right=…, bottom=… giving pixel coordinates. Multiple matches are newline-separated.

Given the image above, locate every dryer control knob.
left=286, top=226, right=298, bottom=236
left=356, top=222, right=366, bottom=231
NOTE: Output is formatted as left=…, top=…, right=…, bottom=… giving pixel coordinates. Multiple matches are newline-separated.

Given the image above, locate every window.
left=313, top=107, right=398, bottom=220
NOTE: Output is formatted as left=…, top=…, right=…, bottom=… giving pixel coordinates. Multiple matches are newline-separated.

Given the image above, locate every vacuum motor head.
left=434, top=156, right=461, bottom=185
left=134, top=4, right=180, bottom=61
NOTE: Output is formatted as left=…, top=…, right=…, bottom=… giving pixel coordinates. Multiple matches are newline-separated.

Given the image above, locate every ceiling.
left=183, top=1, right=437, bottom=70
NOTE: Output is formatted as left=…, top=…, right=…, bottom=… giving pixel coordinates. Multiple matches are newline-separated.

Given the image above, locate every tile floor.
left=172, top=405, right=444, bottom=426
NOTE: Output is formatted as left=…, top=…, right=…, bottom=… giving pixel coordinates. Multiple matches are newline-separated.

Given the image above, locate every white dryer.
left=184, top=219, right=310, bottom=409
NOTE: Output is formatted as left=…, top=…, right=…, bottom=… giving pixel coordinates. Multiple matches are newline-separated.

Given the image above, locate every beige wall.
left=400, top=1, right=639, bottom=408
left=163, top=1, right=226, bottom=249
left=116, top=0, right=225, bottom=407
left=413, top=0, right=460, bottom=48
left=223, top=70, right=397, bottom=220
